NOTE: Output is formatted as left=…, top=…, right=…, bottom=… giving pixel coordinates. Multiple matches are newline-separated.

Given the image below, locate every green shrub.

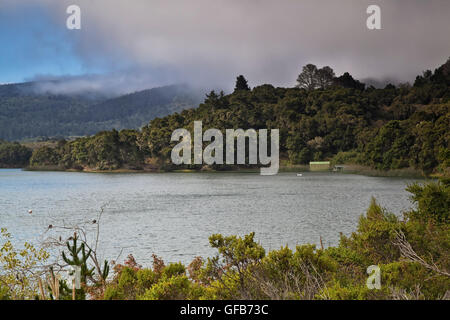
left=101, top=180, right=449, bottom=300
left=0, top=284, right=10, bottom=300
left=139, top=275, right=203, bottom=300
left=339, top=198, right=403, bottom=265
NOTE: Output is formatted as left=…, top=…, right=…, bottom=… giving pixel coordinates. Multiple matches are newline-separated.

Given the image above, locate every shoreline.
left=14, top=164, right=435, bottom=179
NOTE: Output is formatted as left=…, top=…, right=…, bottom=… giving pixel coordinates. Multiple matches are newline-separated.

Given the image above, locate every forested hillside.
left=25, top=58, right=450, bottom=175
left=0, top=83, right=202, bottom=141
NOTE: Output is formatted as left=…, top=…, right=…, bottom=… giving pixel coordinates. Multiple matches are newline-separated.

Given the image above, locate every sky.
left=1, top=0, right=450, bottom=94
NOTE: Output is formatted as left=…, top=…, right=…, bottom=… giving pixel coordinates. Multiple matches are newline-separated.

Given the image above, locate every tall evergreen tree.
left=234, top=75, right=250, bottom=91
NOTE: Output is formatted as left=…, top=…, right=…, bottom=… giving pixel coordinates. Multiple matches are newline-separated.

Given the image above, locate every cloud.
left=3, top=0, right=450, bottom=91
left=24, top=69, right=180, bottom=97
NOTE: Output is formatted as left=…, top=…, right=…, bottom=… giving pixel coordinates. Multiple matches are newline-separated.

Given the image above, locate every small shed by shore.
left=333, top=165, right=345, bottom=172
left=309, top=161, right=330, bottom=171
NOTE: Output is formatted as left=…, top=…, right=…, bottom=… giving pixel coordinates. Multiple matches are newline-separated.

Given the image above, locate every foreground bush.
left=97, top=180, right=449, bottom=300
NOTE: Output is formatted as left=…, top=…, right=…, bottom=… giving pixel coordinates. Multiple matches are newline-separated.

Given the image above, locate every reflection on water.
left=0, top=169, right=420, bottom=265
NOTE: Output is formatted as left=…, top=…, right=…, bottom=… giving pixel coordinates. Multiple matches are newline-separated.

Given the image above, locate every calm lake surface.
left=0, top=169, right=422, bottom=265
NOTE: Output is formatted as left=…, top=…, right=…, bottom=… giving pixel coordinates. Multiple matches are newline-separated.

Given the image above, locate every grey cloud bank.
left=4, top=0, right=450, bottom=92
left=24, top=71, right=179, bottom=97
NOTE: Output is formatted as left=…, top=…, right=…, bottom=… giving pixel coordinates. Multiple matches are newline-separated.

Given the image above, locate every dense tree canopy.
left=0, top=140, right=32, bottom=168
left=23, top=58, right=450, bottom=175
left=334, top=72, right=365, bottom=90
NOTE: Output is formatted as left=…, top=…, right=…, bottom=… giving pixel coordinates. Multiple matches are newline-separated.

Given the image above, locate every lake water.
left=0, top=169, right=421, bottom=265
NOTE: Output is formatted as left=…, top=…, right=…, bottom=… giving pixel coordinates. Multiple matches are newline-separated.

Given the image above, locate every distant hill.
left=0, top=83, right=204, bottom=141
